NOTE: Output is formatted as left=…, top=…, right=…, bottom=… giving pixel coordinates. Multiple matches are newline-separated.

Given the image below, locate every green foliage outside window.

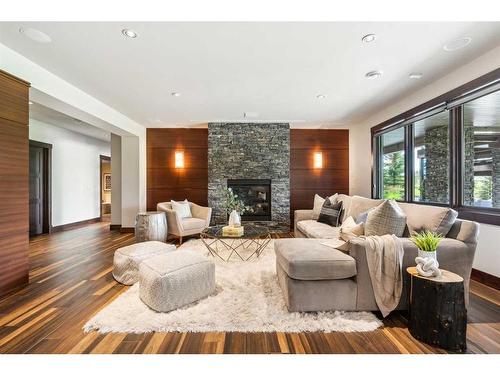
left=383, top=151, right=405, bottom=200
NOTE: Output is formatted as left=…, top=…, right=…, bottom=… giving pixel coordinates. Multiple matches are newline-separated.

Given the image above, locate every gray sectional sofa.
left=275, top=194, right=479, bottom=313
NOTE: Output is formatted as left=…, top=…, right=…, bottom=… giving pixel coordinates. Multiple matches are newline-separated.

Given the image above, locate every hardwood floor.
left=0, top=221, right=498, bottom=354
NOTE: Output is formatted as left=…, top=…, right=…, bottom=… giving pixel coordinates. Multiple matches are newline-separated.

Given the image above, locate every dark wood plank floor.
left=0, top=221, right=498, bottom=354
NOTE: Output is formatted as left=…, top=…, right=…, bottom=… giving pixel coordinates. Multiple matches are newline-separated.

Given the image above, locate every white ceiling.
left=29, top=103, right=111, bottom=142
left=1, top=22, right=500, bottom=127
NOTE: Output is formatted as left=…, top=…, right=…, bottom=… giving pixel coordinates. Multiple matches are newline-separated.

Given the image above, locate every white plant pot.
left=228, top=210, right=241, bottom=227
left=418, top=249, right=437, bottom=261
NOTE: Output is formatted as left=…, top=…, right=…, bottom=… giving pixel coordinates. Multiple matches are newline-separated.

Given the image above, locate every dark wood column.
left=0, top=69, right=31, bottom=297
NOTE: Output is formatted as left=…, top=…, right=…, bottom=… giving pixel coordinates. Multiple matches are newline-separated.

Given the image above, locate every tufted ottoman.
left=139, top=250, right=215, bottom=312
left=113, top=241, right=176, bottom=285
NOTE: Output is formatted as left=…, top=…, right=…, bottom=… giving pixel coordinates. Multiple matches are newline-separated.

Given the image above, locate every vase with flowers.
left=224, top=188, right=252, bottom=227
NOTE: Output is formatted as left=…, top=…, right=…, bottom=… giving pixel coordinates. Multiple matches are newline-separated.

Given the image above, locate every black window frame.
left=371, top=68, right=500, bottom=226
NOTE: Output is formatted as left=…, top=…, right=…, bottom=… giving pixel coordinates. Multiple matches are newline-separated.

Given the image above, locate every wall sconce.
left=174, top=151, right=185, bottom=168
left=313, top=151, right=323, bottom=169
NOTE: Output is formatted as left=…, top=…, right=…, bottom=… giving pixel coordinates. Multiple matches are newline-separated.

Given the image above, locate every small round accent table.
left=135, top=211, right=167, bottom=243
left=200, top=224, right=271, bottom=262
left=407, top=266, right=467, bottom=352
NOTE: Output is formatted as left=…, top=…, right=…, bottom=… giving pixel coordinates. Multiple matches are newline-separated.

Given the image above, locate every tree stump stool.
left=407, top=267, right=467, bottom=352
left=135, top=211, right=167, bottom=243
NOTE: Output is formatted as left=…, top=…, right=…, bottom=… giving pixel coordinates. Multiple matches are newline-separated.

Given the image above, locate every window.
left=380, top=127, right=405, bottom=200
left=371, top=70, right=500, bottom=225
left=413, top=111, right=450, bottom=204
left=462, top=90, right=500, bottom=208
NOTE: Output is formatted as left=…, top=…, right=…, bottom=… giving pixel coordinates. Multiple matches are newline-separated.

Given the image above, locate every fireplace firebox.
left=227, top=179, right=271, bottom=221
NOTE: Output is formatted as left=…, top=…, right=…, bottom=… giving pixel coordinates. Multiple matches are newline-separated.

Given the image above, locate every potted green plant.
left=224, top=188, right=252, bottom=227
left=410, top=230, right=442, bottom=260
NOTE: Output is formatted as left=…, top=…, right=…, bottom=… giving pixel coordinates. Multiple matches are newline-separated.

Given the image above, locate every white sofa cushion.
left=297, top=220, right=341, bottom=239
left=182, top=217, right=206, bottom=231
left=346, top=195, right=383, bottom=220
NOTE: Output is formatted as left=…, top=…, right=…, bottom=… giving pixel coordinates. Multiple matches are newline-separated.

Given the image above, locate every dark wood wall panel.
left=290, top=129, right=349, bottom=223
left=0, top=70, right=30, bottom=297
left=147, top=129, right=208, bottom=210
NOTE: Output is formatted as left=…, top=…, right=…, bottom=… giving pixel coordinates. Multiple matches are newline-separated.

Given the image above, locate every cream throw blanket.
left=363, top=235, right=404, bottom=317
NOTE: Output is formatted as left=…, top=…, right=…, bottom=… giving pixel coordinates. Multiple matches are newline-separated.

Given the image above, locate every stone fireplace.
left=208, top=123, right=290, bottom=225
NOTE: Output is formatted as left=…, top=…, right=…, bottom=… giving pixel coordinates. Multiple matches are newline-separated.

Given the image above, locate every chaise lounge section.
left=278, top=194, right=479, bottom=312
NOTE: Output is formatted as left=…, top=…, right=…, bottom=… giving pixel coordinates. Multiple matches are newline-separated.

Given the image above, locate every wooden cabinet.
left=0, top=70, right=30, bottom=297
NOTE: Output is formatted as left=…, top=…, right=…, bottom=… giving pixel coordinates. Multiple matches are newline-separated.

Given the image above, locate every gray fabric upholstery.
left=276, top=263, right=357, bottom=312
left=348, top=234, right=477, bottom=310
left=296, top=220, right=341, bottom=239
left=113, top=241, right=176, bottom=285
left=139, top=250, right=215, bottom=312
left=291, top=195, right=479, bottom=313
left=275, top=239, right=356, bottom=280
left=398, top=202, right=458, bottom=236
left=364, top=200, right=407, bottom=237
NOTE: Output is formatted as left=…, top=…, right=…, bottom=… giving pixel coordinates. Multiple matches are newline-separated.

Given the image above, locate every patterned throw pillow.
left=312, top=193, right=338, bottom=220
left=317, top=199, right=343, bottom=227
left=170, top=199, right=192, bottom=219
left=364, top=200, right=407, bottom=237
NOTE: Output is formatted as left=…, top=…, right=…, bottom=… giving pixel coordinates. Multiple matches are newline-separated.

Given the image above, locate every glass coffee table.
left=200, top=224, right=271, bottom=261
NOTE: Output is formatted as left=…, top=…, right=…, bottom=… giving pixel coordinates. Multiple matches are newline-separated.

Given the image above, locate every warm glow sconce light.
left=313, top=152, right=323, bottom=169
left=175, top=151, right=185, bottom=168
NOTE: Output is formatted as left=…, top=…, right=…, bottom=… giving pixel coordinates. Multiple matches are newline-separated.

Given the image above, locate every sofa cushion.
left=182, top=217, right=206, bottom=231
left=398, top=202, right=458, bottom=236
left=297, top=220, right=341, bottom=239
left=365, top=200, right=407, bottom=237
left=317, top=199, right=343, bottom=227
left=274, top=238, right=357, bottom=280
left=346, top=196, right=383, bottom=220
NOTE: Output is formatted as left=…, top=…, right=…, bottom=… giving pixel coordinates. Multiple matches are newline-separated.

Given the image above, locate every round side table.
left=407, top=266, right=467, bottom=352
left=135, top=211, right=167, bottom=243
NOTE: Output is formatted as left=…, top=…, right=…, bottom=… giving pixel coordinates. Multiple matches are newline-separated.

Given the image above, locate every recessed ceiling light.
left=316, top=94, right=326, bottom=99
left=443, top=37, right=471, bottom=52
left=365, top=70, right=383, bottom=79
left=171, top=92, right=181, bottom=97
left=19, top=27, right=52, bottom=43
left=361, top=34, right=377, bottom=43
left=122, top=28, right=138, bottom=38
left=409, top=73, right=423, bottom=79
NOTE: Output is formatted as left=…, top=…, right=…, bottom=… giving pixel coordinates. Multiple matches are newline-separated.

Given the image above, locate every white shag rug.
left=84, top=239, right=382, bottom=333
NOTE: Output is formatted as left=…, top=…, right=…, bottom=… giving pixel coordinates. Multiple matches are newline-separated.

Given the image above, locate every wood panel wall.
left=0, top=70, right=30, bottom=297
left=290, top=129, right=349, bottom=222
left=147, top=128, right=208, bottom=210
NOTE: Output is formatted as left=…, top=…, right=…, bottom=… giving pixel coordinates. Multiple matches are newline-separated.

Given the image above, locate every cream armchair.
left=157, top=201, right=212, bottom=244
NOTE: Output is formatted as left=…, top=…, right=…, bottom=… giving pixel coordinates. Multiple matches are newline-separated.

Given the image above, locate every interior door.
left=29, top=145, right=44, bottom=236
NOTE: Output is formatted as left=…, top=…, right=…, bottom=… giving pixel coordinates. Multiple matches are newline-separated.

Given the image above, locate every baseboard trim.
left=109, top=224, right=121, bottom=231
left=471, top=268, right=500, bottom=290
left=120, top=227, right=135, bottom=233
left=50, top=217, right=101, bottom=233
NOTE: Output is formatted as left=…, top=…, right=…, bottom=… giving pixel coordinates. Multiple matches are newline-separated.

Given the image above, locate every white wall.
left=111, top=134, right=122, bottom=226
left=348, top=45, right=500, bottom=277
left=1, top=43, right=146, bottom=228
left=29, top=119, right=110, bottom=227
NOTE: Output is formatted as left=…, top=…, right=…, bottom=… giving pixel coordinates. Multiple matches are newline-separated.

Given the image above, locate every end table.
left=407, top=267, right=467, bottom=352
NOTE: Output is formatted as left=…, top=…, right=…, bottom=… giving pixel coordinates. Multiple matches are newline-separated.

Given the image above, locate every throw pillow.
left=337, top=216, right=364, bottom=251
left=170, top=199, right=192, bottom=219
left=317, top=199, right=343, bottom=227
left=312, top=193, right=338, bottom=220
left=364, top=200, right=406, bottom=237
